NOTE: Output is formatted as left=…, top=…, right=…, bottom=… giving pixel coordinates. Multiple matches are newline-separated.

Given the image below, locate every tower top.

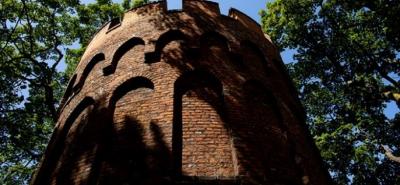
left=87, top=0, right=264, bottom=51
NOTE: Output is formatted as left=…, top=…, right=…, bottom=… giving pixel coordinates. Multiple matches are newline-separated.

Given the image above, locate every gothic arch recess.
left=199, top=31, right=230, bottom=51
left=240, top=40, right=271, bottom=76
left=103, top=37, right=145, bottom=75
left=174, top=69, right=223, bottom=98
left=97, top=77, right=155, bottom=183
left=199, top=31, right=246, bottom=71
left=34, top=97, right=95, bottom=185
left=73, top=53, right=105, bottom=93
left=109, top=76, right=155, bottom=107
left=61, top=74, right=77, bottom=103
left=243, top=79, right=284, bottom=129
left=240, top=40, right=266, bottom=61
left=173, top=69, right=235, bottom=177
left=145, top=29, right=188, bottom=63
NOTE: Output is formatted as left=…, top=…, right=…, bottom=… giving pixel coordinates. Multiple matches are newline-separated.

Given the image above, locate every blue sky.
left=185, top=0, right=267, bottom=23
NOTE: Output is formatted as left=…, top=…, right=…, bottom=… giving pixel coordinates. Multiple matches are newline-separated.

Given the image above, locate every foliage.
left=0, top=0, right=121, bottom=184
left=64, top=0, right=122, bottom=78
left=122, top=0, right=150, bottom=10
left=261, top=0, right=400, bottom=184
left=0, top=0, right=79, bottom=183
left=64, top=0, right=152, bottom=77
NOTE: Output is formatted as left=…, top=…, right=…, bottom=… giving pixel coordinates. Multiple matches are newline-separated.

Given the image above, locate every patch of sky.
left=80, top=0, right=268, bottom=22
left=384, top=101, right=398, bottom=119
left=16, top=83, right=29, bottom=108
left=167, top=0, right=182, bottom=10
left=281, top=48, right=297, bottom=64
left=375, top=152, right=385, bottom=165
left=353, top=140, right=363, bottom=148
left=207, top=0, right=269, bottom=23
left=55, top=40, right=81, bottom=72
left=382, top=72, right=400, bottom=119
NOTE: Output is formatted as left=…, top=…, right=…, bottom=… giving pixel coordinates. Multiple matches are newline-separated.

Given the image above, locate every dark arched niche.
left=174, top=69, right=223, bottom=98
left=240, top=41, right=266, bottom=61
left=99, top=77, right=155, bottom=183
left=73, top=53, right=105, bottom=93
left=103, top=37, right=145, bottom=75
left=199, top=31, right=230, bottom=51
left=62, top=74, right=77, bottom=103
left=243, top=80, right=300, bottom=183
left=34, top=97, right=95, bottom=185
left=145, top=29, right=188, bottom=63
left=240, top=40, right=271, bottom=76
left=173, top=69, right=234, bottom=178
left=107, top=17, right=122, bottom=32
left=109, top=76, right=155, bottom=108
left=243, top=79, right=283, bottom=125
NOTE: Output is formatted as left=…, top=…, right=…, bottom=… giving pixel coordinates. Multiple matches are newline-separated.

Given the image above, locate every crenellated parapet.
left=83, top=1, right=268, bottom=60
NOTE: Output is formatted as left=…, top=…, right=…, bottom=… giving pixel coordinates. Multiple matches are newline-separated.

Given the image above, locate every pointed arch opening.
left=173, top=69, right=235, bottom=178
left=199, top=31, right=230, bottom=51
left=145, top=29, right=188, bottom=63
left=243, top=79, right=284, bottom=128
left=35, top=97, right=95, bottom=185
left=240, top=40, right=271, bottom=76
left=243, top=80, right=296, bottom=181
left=103, top=37, right=145, bottom=75
left=73, top=53, right=105, bottom=93
left=109, top=76, right=155, bottom=107
left=101, top=77, right=155, bottom=182
left=63, top=74, right=77, bottom=101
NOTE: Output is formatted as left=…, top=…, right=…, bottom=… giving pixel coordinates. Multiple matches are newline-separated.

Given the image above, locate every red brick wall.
left=31, top=1, right=331, bottom=185
left=182, top=91, right=235, bottom=177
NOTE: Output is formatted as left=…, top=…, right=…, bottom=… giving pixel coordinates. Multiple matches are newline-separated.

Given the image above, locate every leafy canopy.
left=0, top=0, right=122, bottom=184
left=261, top=0, right=400, bottom=184
left=0, top=0, right=156, bottom=183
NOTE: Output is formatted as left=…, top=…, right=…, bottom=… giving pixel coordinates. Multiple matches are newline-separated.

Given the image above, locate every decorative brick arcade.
left=31, top=1, right=331, bottom=184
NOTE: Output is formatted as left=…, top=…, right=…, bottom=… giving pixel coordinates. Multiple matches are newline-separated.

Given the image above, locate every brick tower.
left=31, top=1, right=331, bottom=184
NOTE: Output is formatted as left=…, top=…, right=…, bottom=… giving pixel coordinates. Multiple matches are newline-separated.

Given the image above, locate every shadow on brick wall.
left=95, top=116, right=172, bottom=185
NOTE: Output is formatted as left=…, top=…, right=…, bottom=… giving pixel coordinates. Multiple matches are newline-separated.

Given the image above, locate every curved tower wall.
left=32, top=1, right=330, bottom=185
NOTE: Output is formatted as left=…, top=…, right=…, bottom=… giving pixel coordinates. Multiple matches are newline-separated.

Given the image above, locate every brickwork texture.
left=31, top=1, right=331, bottom=185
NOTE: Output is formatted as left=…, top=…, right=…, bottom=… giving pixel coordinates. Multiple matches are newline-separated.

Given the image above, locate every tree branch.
left=44, top=84, right=57, bottom=122
left=382, top=145, right=400, bottom=163
left=0, top=16, right=22, bottom=52
left=51, top=45, right=64, bottom=73
left=21, top=0, right=36, bottom=55
left=346, top=31, right=400, bottom=90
